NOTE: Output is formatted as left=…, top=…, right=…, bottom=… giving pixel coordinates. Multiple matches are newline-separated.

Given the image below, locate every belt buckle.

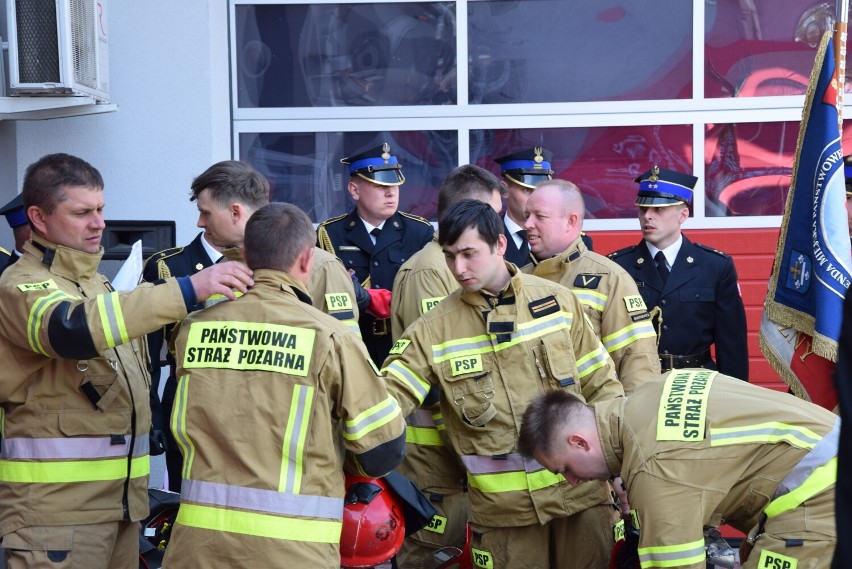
left=372, top=318, right=389, bottom=336
left=659, top=353, right=674, bottom=371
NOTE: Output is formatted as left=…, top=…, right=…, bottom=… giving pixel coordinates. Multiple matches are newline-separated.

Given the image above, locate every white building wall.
left=0, top=0, right=230, bottom=249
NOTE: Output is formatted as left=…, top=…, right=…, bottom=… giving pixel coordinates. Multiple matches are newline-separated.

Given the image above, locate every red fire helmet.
left=340, top=474, right=406, bottom=568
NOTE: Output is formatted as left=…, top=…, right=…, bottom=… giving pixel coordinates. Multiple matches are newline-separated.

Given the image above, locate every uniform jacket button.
left=661, top=299, right=667, bottom=306
left=662, top=325, right=668, bottom=331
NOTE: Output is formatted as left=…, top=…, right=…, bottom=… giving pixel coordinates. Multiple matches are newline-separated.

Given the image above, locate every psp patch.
left=420, top=296, right=445, bottom=315
left=757, top=549, right=797, bottom=569
left=471, top=547, right=494, bottom=569
left=623, top=295, right=647, bottom=312
left=17, top=279, right=58, bottom=293
left=389, top=339, right=411, bottom=355
left=573, top=274, right=601, bottom=289
left=324, top=292, right=352, bottom=312
left=423, top=514, right=448, bottom=534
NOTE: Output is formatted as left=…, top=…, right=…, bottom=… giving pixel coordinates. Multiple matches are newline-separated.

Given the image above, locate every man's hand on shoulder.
left=189, top=261, right=254, bottom=301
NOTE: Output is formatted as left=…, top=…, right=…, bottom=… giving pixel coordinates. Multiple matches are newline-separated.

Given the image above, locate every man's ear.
left=347, top=180, right=360, bottom=202
left=230, top=203, right=244, bottom=222
left=495, top=233, right=508, bottom=256
left=568, top=433, right=591, bottom=452
left=299, top=245, right=315, bottom=275
left=27, top=206, right=48, bottom=236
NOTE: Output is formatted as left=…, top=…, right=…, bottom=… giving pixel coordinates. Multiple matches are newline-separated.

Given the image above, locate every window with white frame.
left=230, top=0, right=851, bottom=229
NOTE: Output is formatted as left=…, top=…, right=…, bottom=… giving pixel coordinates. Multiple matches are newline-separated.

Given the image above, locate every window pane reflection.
left=468, top=1, right=692, bottom=104
left=706, top=121, right=852, bottom=217
left=235, top=3, right=457, bottom=108
left=239, top=131, right=457, bottom=222
left=704, top=1, right=852, bottom=98
left=470, top=125, right=693, bottom=219
left=705, top=122, right=796, bottom=216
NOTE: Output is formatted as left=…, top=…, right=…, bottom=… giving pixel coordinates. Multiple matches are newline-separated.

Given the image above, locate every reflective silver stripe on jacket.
left=773, top=417, right=840, bottom=500
left=182, top=479, right=344, bottom=520
left=1, top=435, right=149, bottom=459
left=432, top=313, right=573, bottom=362
left=406, top=409, right=437, bottom=428
left=460, top=453, right=545, bottom=475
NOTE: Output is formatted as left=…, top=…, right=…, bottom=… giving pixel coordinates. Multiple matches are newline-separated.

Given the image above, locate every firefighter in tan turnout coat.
left=382, top=200, right=624, bottom=569
left=0, top=153, right=252, bottom=569
left=165, top=203, right=406, bottom=568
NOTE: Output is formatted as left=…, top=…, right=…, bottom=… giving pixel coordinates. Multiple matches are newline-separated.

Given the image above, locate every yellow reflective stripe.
left=710, top=421, right=821, bottom=448
left=177, top=503, right=342, bottom=543
left=637, top=538, right=705, bottom=568
left=466, top=469, right=563, bottom=493
left=280, top=384, right=314, bottom=494
left=764, top=457, right=837, bottom=518
left=343, top=320, right=362, bottom=337
left=575, top=342, right=609, bottom=378
left=385, top=360, right=430, bottom=403
left=343, top=396, right=401, bottom=441
left=602, top=320, right=657, bottom=353
left=0, top=455, right=149, bottom=483
left=431, top=311, right=572, bottom=362
left=172, top=375, right=196, bottom=479
left=96, top=292, right=129, bottom=348
left=27, top=290, right=73, bottom=356
left=433, top=410, right=446, bottom=431
left=571, top=289, right=607, bottom=312
left=405, top=426, right=444, bottom=446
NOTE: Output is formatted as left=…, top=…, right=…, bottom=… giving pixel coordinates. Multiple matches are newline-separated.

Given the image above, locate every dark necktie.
left=654, top=251, right=669, bottom=283
left=517, top=229, right=529, bottom=259
left=370, top=227, right=381, bottom=244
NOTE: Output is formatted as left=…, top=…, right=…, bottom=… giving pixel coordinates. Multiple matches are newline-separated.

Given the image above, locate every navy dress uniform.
left=317, top=145, right=433, bottom=365
left=609, top=167, right=749, bottom=380
left=142, top=232, right=218, bottom=492
left=495, top=147, right=593, bottom=266
left=0, top=194, right=27, bottom=274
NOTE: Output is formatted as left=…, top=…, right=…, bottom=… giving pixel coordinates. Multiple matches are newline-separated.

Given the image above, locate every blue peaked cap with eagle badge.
left=634, top=166, right=697, bottom=207
left=341, top=143, right=405, bottom=187
left=494, top=146, right=554, bottom=189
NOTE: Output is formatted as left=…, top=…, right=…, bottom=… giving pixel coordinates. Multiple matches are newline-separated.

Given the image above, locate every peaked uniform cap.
left=341, top=143, right=405, bottom=187
left=634, top=166, right=697, bottom=207
left=0, top=194, right=27, bottom=228
left=494, top=147, right=554, bottom=189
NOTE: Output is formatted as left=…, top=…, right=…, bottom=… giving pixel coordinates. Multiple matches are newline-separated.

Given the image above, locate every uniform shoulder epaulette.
left=317, top=212, right=348, bottom=227
left=143, top=246, right=186, bottom=280
left=398, top=211, right=433, bottom=226
left=607, top=245, right=637, bottom=260
left=695, top=243, right=729, bottom=258
left=316, top=223, right=337, bottom=254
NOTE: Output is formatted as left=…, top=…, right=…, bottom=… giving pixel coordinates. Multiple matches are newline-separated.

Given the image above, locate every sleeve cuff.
left=176, top=276, right=198, bottom=309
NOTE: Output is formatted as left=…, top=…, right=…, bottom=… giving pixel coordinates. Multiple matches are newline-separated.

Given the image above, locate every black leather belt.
left=659, top=349, right=712, bottom=372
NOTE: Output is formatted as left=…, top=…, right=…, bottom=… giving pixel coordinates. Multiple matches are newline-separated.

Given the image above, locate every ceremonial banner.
left=759, top=31, right=851, bottom=409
